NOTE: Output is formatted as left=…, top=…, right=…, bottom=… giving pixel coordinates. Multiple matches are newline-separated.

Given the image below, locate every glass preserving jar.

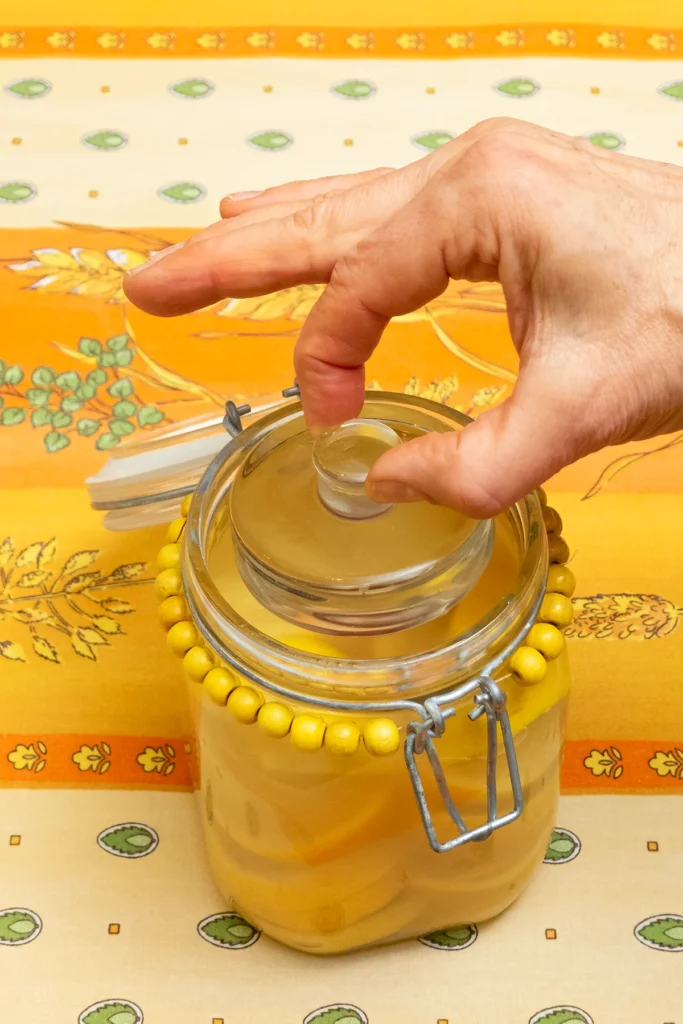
left=88, top=389, right=575, bottom=955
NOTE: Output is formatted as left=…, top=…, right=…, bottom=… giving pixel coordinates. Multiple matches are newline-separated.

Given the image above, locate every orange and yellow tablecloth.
left=2, top=2, right=683, bottom=1020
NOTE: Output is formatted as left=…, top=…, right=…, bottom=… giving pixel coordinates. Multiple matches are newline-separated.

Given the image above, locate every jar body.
left=190, top=652, right=568, bottom=954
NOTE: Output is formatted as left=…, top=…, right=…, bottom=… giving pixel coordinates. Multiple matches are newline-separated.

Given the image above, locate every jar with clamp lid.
left=88, top=387, right=575, bottom=954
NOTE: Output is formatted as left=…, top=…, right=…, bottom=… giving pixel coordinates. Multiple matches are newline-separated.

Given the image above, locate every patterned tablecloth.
left=2, top=2, right=683, bottom=1021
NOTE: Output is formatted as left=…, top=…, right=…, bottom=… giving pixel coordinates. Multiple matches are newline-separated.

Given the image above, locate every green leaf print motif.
left=79, top=999, right=144, bottom=1024
left=0, top=181, right=37, bottom=203
left=411, top=130, right=455, bottom=151
left=635, top=914, right=683, bottom=951
left=1, top=407, right=26, bottom=426
left=82, top=131, right=128, bottom=151
left=0, top=908, right=42, bottom=945
left=137, top=405, right=163, bottom=427
left=80, top=337, right=102, bottom=358
left=495, top=77, right=540, bottom=98
left=544, top=827, right=581, bottom=864
left=169, top=77, right=214, bottom=98
left=332, top=79, right=376, bottom=99
left=97, top=823, right=159, bottom=858
left=198, top=911, right=261, bottom=949
left=44, top=430, right=70, bottom=452
left=158, top=182, right=206, bottom=203
left=585, top=131, right=626, bottom=151
left=248, top=130, right=294, bottom=151
left=529, top=1008, right=594, bottom=1024
left=419, top=923, right=478, bottom=949
left=6, top=78, right=51, bottom=99
left=303, top=1006, right=368, bottom=1024
left=659, top=81, right=683, bottom=100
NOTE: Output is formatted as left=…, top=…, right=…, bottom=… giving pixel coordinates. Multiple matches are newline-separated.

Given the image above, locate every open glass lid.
left=85, top=396, right=286, bottom=530
left=218, top=394, right=494, bottom=635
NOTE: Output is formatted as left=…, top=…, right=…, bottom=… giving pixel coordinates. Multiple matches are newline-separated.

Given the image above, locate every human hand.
left=124, top=118, right=683, bottom=517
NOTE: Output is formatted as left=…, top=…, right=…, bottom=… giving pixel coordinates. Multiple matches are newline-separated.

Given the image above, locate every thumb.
left=366, top=373, right=581, bottom=518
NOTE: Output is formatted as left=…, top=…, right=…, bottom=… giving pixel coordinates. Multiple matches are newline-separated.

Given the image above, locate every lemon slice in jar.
left=258, top=889, right=423, bottom=954
left=206, top=825, right=406, bottom=937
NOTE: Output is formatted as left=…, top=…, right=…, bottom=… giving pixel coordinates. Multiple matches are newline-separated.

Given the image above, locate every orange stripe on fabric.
left=0, top=734, right=195, bottom=789
left=2, top=735, right=682, bottom=791
left=0, top=25, right=681, bottom=59
left=562, top=739, right=683, bottom=792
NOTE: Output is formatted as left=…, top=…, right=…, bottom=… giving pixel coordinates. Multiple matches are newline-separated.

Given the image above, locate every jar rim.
left=183, top=392, right=548, bottom=704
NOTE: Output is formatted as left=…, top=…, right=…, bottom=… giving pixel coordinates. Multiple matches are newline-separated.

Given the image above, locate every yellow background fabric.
left=2, top=5, right=683, bottom=1020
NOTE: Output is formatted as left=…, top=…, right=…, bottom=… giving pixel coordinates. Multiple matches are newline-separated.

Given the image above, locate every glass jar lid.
left=84, top=397, right=285, bottom=531
left=228, top=401, right=494, bottom=635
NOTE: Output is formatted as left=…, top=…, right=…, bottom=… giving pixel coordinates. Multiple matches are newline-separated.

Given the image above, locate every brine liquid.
left=193, top=510, right=568, bottom=954
left=208, top=509, right=521, bottom=661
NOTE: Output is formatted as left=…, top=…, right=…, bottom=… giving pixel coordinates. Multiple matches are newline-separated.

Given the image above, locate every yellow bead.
left=542, top=506, right=563, bottom=535
left=510, top=645, right=547, bottom=685
left=155, top=567, right=183, bottom=601
left=183, top=645, right=214, bottom=682
left=363, top=718, right=400, bottom=756
left=547, top=564, right=576, bottom=598
left=158, top=595, right=189, bottom=629
left=537, top=486, right=548, bottom=508
left=157, top=542, right=181, bottom=572
left=228, top=685, right=262, bottom=724
left=180, top=493, right=193, bottom=517
left=167, top=620, right=199, bottom=657
left=290, top=714, right=326, bottom=752
left=166, top=517, right=186, bottom=543
left=548, top=534, right=570, bottom=564
left=539, top=592, right=574, bottom=628
left=258, top=702, right=294, bottom=738
left=325, top=721, right=361, bottom=757
left=205, top=666, right=239, bottom=705
left=527, top=622, right=565, bottom=661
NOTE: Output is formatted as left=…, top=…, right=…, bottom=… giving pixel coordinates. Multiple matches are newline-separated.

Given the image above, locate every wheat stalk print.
left=214, top=281, right=517, bottom=385
left=567, top=593, right=683, bottom=640
left=3, top=220, right=177, bottom=302
left=0, top=537, right=154, bottom=664
left=582, top=432, right=683, bottom=499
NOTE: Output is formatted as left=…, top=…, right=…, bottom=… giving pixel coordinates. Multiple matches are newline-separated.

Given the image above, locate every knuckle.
left=290, top=192, right=331, bottom=235
left=468, top=120, right=523, bottom=165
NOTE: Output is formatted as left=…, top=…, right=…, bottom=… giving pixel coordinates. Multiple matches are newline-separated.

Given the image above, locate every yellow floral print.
left=346, top=33, right=375, bottom=50
left=246, top=31, right=276, bottom=49
left=196, top=32, right=226, bottom=50
left=584, top=747, right=624, bottom=779
left=648, top=750, right=683, bottom=779
left=96, top=32, right=126, bottom=50
left=395, top=33, right=426, bottom=51
left=545, top=29, right=576, bottom=48
left=137, top=745, right=176, bottom=775
left=0, top=31, right=24, bottom=49
left=8, top=742, right=47, bottom=773
left=296, top=32, right=325, bottom=51
left=0, top=537, right=153, bottom=666
left=72, top=743, right=111, bottom=774
left=596, top=31, right=626, bottom=50
left=445, top=32, right=475, bottom=50
left=146, top=32, right=174, bottom=50
left=496, top=29, right=525, bottom=48
left=566, top=595, right=682, bottom=641
left=46, top=31, right=76, bottom=50
left=647, top=32, right=677, bottom=52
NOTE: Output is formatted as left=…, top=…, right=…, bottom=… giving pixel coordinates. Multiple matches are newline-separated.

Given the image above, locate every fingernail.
left=225, top=190, right=262, bottom=203
left=126, top=242, right=184, bottom=278
left=367, top=481, right=430, bottom=504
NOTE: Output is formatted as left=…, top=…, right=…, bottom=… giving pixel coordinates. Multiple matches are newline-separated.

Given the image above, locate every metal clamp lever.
left=404, top=676, right=524, bottom=854
left=223, top=381, right=300, bottom=437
